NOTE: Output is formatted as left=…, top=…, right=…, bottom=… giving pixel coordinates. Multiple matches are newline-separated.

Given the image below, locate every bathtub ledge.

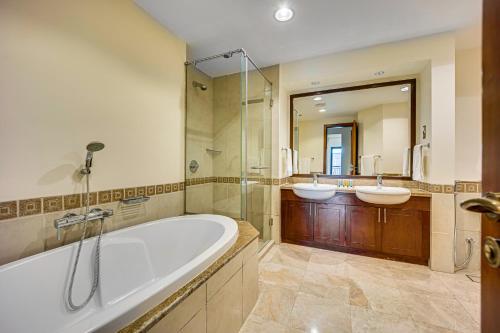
left=118, top=220, right=259, bottom=333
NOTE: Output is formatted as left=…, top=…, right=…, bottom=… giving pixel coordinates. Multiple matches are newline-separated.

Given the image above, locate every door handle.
left=377, top=208, right=381, bottom=223
left=383, top=208, right=387, bottom=224
left=484, top=236, right=500, bottom=268
left=460, top=192, right=500, bottom=221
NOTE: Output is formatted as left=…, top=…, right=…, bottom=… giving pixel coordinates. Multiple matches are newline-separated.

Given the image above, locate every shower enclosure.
left=185, top=49, right=273, bottom=250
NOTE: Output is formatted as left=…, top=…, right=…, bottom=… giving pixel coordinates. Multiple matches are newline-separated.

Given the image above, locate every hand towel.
left=292, top=150, right=299, bottom=174
left=412, top=144, right=424, bottom=181
left=360, top=155, right=375, bottom=176
left=402, top=147, right=411, bottom=176
left=286, top=148, right=293, bottom=177
left=299, top=158, right=311, bottom=174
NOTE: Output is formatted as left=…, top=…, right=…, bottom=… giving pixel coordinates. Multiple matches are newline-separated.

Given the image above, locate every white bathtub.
left=0, top=214, right=238, bottom=333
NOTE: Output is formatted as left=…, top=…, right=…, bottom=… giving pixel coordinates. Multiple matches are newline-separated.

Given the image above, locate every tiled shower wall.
left=186, top=64, right=279, bottom=238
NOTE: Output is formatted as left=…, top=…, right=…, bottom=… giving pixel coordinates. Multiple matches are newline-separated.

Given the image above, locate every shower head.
left=86, top=142, right=105, bottom=152
left=192, top=81, right=207, bottom=91
left=82, top=141, right=105, bottom=174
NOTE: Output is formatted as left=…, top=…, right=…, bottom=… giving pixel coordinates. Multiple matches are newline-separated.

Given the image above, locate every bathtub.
left=0, top=214, right=238, bottom=333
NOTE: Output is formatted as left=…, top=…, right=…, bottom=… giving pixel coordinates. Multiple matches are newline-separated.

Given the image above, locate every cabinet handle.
left=378, top=208, right=381, bottom=223
left=384, top=208, right=387, bottom=224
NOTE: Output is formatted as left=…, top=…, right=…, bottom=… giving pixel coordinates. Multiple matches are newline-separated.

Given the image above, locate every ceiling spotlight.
left=319, top=109, right=326, bottom=113
left=313, top=96, right=322, bottom=101
left=401, top=86, right=409, bottom=92
left=274, top=7, right=294, bottom=22
left=374, top=71, right=385, bottom=76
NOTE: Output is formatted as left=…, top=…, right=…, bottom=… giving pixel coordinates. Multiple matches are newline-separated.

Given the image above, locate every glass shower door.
left=242, top=60, right=273, bottom=250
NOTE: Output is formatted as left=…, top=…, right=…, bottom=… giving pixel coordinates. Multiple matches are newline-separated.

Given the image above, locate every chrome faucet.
left=54, top=208, right=113, bottom=240
left=377, top=174, right=383, bottom=189
left=312, top=172, right=321, bottom=186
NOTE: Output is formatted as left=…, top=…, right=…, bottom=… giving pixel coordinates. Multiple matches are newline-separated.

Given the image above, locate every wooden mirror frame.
left=290, top=79, right=416, bottom=179
left=323, top=121, right=358, bottom=175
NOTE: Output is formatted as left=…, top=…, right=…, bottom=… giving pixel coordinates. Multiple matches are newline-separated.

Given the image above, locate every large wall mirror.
left=291, top=79, right=416, bottom=179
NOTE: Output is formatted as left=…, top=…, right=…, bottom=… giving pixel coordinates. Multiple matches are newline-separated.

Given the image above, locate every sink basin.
left=293, top=183, right=337, bottom=200
left=355, top=186, right=411, bottom=205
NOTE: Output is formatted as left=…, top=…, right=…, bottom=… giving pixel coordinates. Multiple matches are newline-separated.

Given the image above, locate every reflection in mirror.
left=292, top=80, right=415, bottom=178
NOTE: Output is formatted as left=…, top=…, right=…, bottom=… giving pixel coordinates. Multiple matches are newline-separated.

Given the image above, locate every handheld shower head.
left=82, top=141, right=105, bottom=174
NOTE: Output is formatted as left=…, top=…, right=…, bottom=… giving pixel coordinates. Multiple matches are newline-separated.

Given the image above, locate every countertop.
left=280, top=184, right=431, bottom=197
left=118, top=220, right=259, bottom=333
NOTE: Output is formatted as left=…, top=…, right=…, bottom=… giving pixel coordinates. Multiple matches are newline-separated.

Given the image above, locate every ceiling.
left=294, top=85, right=409, bottom=121
left=136, top=0, right=481, bottom=77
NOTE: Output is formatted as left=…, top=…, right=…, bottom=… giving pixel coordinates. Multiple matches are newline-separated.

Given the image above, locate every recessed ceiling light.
left=319, top=109, right=326, bottom=113
left=400, top=86, right=409, bottom=92
left=374, top=71, right=385, bottom=76
left=313, top=96, right=322, bottom=101
left=274, top=7, right=294, bottom=22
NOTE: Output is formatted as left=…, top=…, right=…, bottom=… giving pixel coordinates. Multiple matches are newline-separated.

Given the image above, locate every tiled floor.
left=240, top=243, right=480, bottom=333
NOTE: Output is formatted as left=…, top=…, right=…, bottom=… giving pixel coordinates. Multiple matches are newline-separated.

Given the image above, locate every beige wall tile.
left=0, top=215, right=45, bottom=266
left=207, top=251, right=243, bottom=300
left=207, top=269, right=243, bottom=333
left=430, top=193, right=455, bottom=234
left=430, top=232, right=454, bottom=273
left=149, top=284, right=206, bottom=333
left=179, top=307, right=206, bottom=333
left=455, top=193, right=481, bottom=232
left=241, top=239, right=258, bottom=265
left=242, top=255, right=259, bottom=319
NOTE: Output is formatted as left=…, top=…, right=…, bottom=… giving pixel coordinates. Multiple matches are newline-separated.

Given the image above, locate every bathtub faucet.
left=54, top=208, right=113, bottom=241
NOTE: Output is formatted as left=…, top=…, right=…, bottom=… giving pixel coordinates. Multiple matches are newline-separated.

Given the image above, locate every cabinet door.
left=283, top=201, right=313, bottom=242
left=346, top=206, right=379, bottom=251
left=313, top=204, right=346, bottom=246
left=381, top=208, right=423, bottom=257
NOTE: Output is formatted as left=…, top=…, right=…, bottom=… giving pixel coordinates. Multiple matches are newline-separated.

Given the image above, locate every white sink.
left=293, top=183, right=337, bottom=200
left=355, top=186, right=411, bottom=205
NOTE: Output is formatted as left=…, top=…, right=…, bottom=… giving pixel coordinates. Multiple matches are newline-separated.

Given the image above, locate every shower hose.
left=67, top=173, right=104, bottom=311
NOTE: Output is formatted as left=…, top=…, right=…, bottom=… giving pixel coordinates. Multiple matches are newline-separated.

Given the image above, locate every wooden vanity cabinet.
left=282, top=201, right=314, bottom=242
left=346, top=205, right=379, bottom=251
left=281, top=188, right=430, bottom=265
left=314, top=203, right=346, bottom=247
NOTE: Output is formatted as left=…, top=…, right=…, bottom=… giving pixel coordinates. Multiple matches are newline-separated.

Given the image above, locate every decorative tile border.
left=185, top=176, right=291, bottom=186
left=417, top=181, right=481, bottom=194
left=455, top=181, right=482, bottom=193
left=0, top=181, right=185, bottom=221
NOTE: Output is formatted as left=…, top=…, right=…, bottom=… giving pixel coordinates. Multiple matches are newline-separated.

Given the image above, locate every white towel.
left=285, top=148, right=293, bottom=177
left=360, top=155, right=375, bottom=176
left=299, top=158, right=311, bottom=174
left=292, top=150, right=299, bottom=174
left=412, top=144, right=424, bottom=181
left=402, top=147, right=411, bottom=177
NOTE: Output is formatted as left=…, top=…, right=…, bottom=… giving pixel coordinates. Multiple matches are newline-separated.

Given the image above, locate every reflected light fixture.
left=401, top=86, right=409, bottom=92
left=319, top=109, right=326, bottom=113
left=274, top=7, right=294, bottom=22
left=313, top=96, right=322, bottom=101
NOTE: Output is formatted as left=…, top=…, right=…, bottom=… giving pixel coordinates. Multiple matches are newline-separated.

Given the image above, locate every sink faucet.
left=376, top=174, right=383, bottom=189
left=312, top=172, right=321, bottom=186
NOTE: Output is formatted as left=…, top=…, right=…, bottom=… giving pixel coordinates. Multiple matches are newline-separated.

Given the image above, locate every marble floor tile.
left=240, top=314, right=304, bottom=333
left=289, top=292, right=352, bottom=333
left=252, top=283, right=298, bottom=325
left=351, top=307, right=417, bottom=333
left=402, top=291, right=479, bottom=332
left=241, top=244, right=480, bottom=333
left=259, top=262, right=305, bottom=290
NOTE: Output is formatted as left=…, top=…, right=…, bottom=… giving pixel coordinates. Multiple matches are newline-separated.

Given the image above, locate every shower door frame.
left=184, top=49, right=273, bottom=240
